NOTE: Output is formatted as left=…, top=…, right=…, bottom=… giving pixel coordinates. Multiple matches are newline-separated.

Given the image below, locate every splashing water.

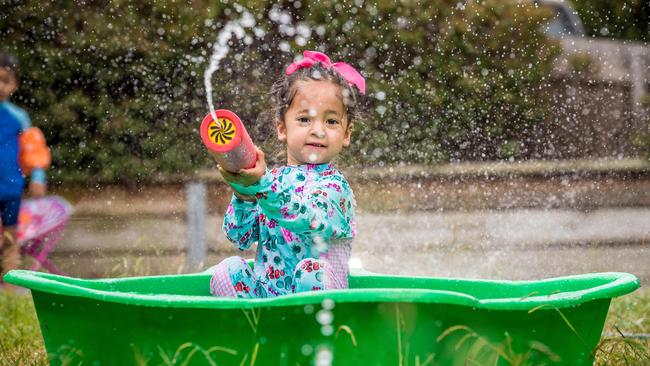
left=203, top=10, right=256, bottom=127
left=203, top=6, right=314, bottom=128
left=315, top=346, right=333, bottom=366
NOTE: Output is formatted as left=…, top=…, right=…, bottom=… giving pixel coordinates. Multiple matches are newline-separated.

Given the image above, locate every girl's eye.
left=326, top=119, right=339, bottom=125
left=298, top=117, right=310, bottom=124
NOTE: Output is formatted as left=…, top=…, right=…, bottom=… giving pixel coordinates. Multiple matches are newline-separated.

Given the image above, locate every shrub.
left=571, top=0, right=649, bottom=42
left=1, top=0, right=559, bottom=184
left=300, top=0, right=559, bottom=163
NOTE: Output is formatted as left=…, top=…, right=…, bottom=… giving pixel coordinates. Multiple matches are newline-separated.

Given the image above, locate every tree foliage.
left=1, top=0, right=559, bottom=184
left=571, top=0, right=649, bottom=42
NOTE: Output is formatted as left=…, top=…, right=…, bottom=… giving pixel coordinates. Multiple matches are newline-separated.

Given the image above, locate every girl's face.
left=276, top=80, right=352, bottom=166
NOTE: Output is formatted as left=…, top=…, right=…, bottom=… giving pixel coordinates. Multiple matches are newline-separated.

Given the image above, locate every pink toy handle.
left=200, top=110, right=257, bottom=172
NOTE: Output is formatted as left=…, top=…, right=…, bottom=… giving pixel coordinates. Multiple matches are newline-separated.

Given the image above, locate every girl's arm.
left=222, top=195, right=261, bottom=250
left=231, top=171, right=355, bottom=241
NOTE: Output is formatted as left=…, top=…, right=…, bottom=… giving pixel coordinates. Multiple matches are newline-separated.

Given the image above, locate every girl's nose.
left=310, top=120, right=325, bottom=138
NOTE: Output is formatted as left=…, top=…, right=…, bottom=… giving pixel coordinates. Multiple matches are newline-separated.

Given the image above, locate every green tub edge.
left=4, top=269, right=640, bottom=311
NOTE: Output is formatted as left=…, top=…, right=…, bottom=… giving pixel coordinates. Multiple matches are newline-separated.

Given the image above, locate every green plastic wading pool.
left=5, top=268, right=640, bottom=366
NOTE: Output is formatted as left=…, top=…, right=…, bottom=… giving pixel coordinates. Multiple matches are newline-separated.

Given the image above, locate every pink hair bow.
left=285, top=50, right=366, bottom=95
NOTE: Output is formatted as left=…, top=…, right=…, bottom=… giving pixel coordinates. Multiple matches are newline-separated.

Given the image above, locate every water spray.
left=201, top=10, right=257, bottom=172
left=200, top=6, right=310, bottom=172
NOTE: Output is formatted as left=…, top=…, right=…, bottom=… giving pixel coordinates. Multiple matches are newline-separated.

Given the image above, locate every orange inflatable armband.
left=19, top=127, right=51, bottom=174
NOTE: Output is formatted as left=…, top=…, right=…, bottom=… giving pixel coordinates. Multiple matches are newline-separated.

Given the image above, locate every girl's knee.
left=293, top=258, right=326, bottom=293
left=296, top=258, right=325, bottom=272
left=209, top=256, right=249, bottom=297
left=224, top=256, right=249, bottom=270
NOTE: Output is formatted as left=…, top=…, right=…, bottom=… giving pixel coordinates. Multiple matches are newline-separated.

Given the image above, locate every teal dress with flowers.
left=209, top=163, right=356, bottom=298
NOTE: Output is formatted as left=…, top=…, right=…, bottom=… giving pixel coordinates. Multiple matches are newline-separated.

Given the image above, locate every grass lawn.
left=0, top=289, right=47, bottom=366
left=0, top=287, right=647, bottom=366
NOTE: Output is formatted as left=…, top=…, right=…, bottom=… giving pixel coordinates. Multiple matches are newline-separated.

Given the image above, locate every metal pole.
left=186, top=181, right=207, bottom=271
left=629, top=46, right=648, bottom=125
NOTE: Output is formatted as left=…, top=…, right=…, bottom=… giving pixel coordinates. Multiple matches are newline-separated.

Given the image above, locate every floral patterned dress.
left=210, top=163, right=356, bottom=298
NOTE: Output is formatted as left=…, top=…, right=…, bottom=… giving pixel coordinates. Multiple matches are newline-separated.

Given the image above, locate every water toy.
left=17, top=196, right=72, bottom=275
left=4, top=268, right=639, bottom=365
left=200, top=110, right=256, bottom=172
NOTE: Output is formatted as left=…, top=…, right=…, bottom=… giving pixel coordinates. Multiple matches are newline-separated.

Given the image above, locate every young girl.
left=210, top=50, right=365, bottom=298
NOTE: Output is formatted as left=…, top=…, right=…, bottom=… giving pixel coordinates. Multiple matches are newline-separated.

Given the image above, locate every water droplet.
left=321, top=324, right=334, bottom=336
left=315, top=346, right=333, bottom=366
left=349, top=257, right=363, bottom=269
left=316, top=309, right=333, bottom=325
left=321, top=298, right=335, bottom=310
left=301, top=344, right=314, bottom=356
left=279, top=41, right=291, bottom=52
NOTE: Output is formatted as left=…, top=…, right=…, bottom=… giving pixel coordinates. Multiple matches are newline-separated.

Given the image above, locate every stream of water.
left=202, top=6, right=310, bottom=124
left=203, top=10, right=257, bottom=126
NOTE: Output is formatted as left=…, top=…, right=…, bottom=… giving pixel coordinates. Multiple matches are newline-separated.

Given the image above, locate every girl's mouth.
left=306, top=143, right=327, bottom=148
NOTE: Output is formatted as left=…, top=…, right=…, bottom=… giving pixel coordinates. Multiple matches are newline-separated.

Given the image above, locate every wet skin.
left=220, top=80, right=353, bottom=198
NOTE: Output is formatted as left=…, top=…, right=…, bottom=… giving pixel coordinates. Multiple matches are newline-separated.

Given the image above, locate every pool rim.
left=4, top=269, right=640, bottom=311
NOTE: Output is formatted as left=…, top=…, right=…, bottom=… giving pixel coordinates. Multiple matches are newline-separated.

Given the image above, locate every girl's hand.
left=219, top=147, right=267, bottom=188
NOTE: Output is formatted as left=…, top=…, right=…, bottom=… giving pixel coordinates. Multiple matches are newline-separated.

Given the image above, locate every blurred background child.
left=0, top=52, right=49, bottom=286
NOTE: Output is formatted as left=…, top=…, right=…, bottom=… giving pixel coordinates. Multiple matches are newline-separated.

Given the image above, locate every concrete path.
left=54, top=208, right=650, bottom=282
left=354, top=208, right=649, bottom=281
